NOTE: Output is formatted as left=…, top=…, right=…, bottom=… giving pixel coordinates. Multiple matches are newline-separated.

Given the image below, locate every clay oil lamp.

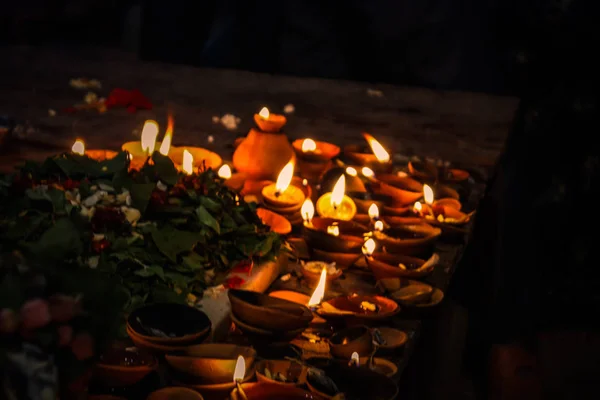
left=233, top=107, right=295, bottom=181
left=316, top=292, right=399, bottom=324
left=348, top=191, right=392, bottom=225
left=301, top=261, right=343, bottom=286
left=320, top=167, right=366, bottom=194
left=165, top=344, right=256, bottom=384
left=368, top=212, right=442, bottom=256
left=328, top=326, right=373, bottom=359
left=417, top=184, right=471, bottom=237
left=293, top=138, right=340, bottom=181
left=262, top=161, right=305, bottom=212
left=305, top=357, right=398, bottom=400
left=126, top=303, right=211, bottom=354
left=343, top=133, right=393, bottom=173
left=365, top=249, right=439, bottom=280
left=372, top=327, right=408, bottom=355
left=231, top=382, right=322, bottom=400
left=122, top=120, right=160, bottom=170
left=147, top=387, right=204, bottom=400
left=408, top=158, right=470, bottom=183
left=94, top=346, right=157, bottom=387
left=356, top=356, right=398, bottom=378
left=255, top=359, right=307, bottom=387
left=378, top=277, right=444, bottom=311
left=316, top=175, right=357, bottom=221
left=71, top=139, right=118, bottom=161
left=372, top=173, right=424, bottom=207
left=228, top=289, right=313, bottom=333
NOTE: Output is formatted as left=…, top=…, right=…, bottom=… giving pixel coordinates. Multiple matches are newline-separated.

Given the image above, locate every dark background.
left=2, top=0, right=536, bottom=95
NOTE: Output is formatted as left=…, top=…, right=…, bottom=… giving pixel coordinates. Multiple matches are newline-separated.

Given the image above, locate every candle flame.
left=182, top=149, right=194, bottom=175
left=275, top=161, right=295, bottom=194
left=374, top=220, right=384, bottom=231
left=302, top=178, right=308, bottom=186
left=330, top=175, right=346, bottom=208
left=361, top=167, right=375, bottom=178
left=327, top=224, right=340, bottom=237
left=72, top=139, right=85, bottom=155
left=218, top=164, right=232, bottom=179
left=413, top=201, right=423, bottom=212
left=363, top=133, right=390, bottom=163
left=302, top=138, right=317, bottom=152
left=345, top=167, right=358, bottom=177
left=141, top=120, right=159, bottom=155
left=301, top=199, right=315, bottom=223
left=351, top=352, right=360, bottom=367
left=308, top=266, right=327, bottom=307
left=368, top=203, right=379, bottom=220
left=362, top=238, right=376, bottom=256
left=158, top=115, right=174, bottom=156
left=423, top=184, right=434, bottom=205
left=259, top=107, right=270, bottom=119
left=233, top=355, right=246, bottom=382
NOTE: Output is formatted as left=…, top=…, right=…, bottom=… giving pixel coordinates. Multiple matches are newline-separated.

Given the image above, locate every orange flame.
left=159, top=115, right=174, bottom=156
left=351, top=352, right=360, bottom=367
left=182, top=149, right=194, bottom=175
left=275, top=161, right=295, bottom=194
left=368, top=203, right=379, bottom=220
left=327, top=224, right=340, bottom=237
left=301, top=138, right=317, bottom=152
left=363, top=133, right=390, bottom=163
left=218, top=164, right=232, bottom=179
left=308, top=266, right=327, bottom=307
left=259, top=107, right=270, bottom=119
left=330, top=175, right=346, bottom=208
left=361, top=167, right=375, bottom=178
left=374, top=220, right=384, bottom=231
left=233, top=355, right=246, bottom=382
left=423, top=184, right=434, bottom=205
left=301, top=199, right=315, bottom=223
left=413, top=201, right=423, bottom=212
left=345, top=167, right=358, bottom=177
left=141, top=120, right=159, bottom=155
left=72, top=139, right=85, bottom=155
left=362, top=238, right=376, bottom=256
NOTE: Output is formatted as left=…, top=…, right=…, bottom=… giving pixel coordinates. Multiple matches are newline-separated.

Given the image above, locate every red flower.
left=223, top=276, right=246, bottom=289
left=232, top=260, right=253, bottom=276
left=91, top=207, right=125, bottom=232
left=105, top=88, right=152, bottom=113
left=62, top=179, right=80, bottom=190
left=20, top=298, right=51, bottom=330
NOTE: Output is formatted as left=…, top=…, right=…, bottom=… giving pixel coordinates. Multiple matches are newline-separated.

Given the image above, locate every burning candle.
left=362, top=167, right=375, bottom=178
left=254, top=107, right=287, bottom=132
left=368, top=203, right=379, bottom=222
left=233, top=355, right=248, bottom=400
left=308, top=266, right=327, bottom=308
left=293, top=138, right=340, bottom=180
left=346, top=167, right=358, bottom=176
left=182, top=149, right=194, bottom=175
left=374, top=220, right=384, bottom=232
left=261, top=161, right=306, bottom=207
left=301, top=199, right=315, bottom=226
left=158, top=115, right=174, bottom=156
left=423, top=184, right=435, bottom=217
left=364, top=133, right=390, bottom=164
left=315, top=175, right=357, bottom=221
left=413, top=201, right=423, bottom=216
left=302, top=138, right=317, bottom=152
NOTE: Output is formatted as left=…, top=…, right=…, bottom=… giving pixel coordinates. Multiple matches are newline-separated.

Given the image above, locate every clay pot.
left=255, top=359, right=307, bottom=387
left=233, top=128, right=295, bottom=180
left=228, top=289, right=313, bottom=332
left=434, top=198, right=462, bottom=210
left=372, top=175, right=423, bottom=206
left=378, top=278, right=445, bottom=310
left=304, top=217, right=369, bottom=253
left=165, top=344, right=256, bottom=384
left=373, top=223, right=441, bottom=257
left=366, top=252, right=438, bottom=279
left=301, top=262, right=343, bottom=284
left=126, top=326, right=209, bottom=354
left=94, top=347, right=157, bottom=387
left=170, top=147, right=222, bottom=171
left=329, top=326, right=373, bottom=359
left=254, top=113, right=286, bottom=132
left=170, top=366, right=254, bottom=400
left=231, top=382, right=323, bottom=400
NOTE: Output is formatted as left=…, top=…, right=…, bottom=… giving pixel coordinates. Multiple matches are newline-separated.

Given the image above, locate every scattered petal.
left=223, top=276, right=246, bottom=289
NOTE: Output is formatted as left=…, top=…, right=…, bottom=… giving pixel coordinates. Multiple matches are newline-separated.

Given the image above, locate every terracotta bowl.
left=373, top=327, right=408, bottom=355
left=446, top=168, right=470, bottom=182
left=165, top=344, right=256, bottom=384
left=320, top=167, right=366, bottom=194
left=268, top=290, right=310, bottom=305
left=382, top=215, right=425, bottom=226
left=301, top=262, right=343, bottom=284
left=305, top=358, right=398, bottom=400
left=377, top=278, right=435, bottom=306
left=347, top=192, right=393, bottom=214
left=400, top=287, right=444, bottom=309
left=329, top=326, right=373, bottom=359
left=127, top=326, right=209, bottom=354
left=407, top=160, right=437, bottom=181
left=434, top=198, right=462, bottom=211
left=127, top=303, right=211, bottom=345
left=373, top=223, right=441, bottom=257
left=147, top=387, right=204, bottom=400
left=292, top=139, right=340, bottom=163
left=366, top=252, right=436, bottom=279
left=304, top=217, right=369, bottom=253
left=171, top=365, right=254, bottom=400
left=310, top=248, right=362, bottom=270
left=255, top=359, right=307, bottom=387
left=317, top=295, right=400, bottom=323
left=256, top=208, right=292, bottom=235
left=231, top=382, right=323, bottom=400
left=228, top=289, right=313, bottom=332
left=352, top=214, right=371, bottom=225
left=372, top=174, right=423, bottom=206
left=94, top=347, right=157, bottom=387
left=169, top=146, right=223, bottom=171
left=358, top=357, right=398, bottom=378
left=342, top=145, right=393, bottom=173
left=434, top=183, right=460, bottom=200
left=230, top=312, right=306, bottom=341
left=382, top=205, right=411, bottom=216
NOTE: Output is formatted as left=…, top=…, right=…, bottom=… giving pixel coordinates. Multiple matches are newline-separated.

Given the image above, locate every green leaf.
left=195, top=205, right=220, bottom=234
left=199, top=196, right=221, bottom=213
left=150, top=225, right=203, bottom=263
left=182, top=252, right=207, bottom=271
left=31, top=218, right=83, bottom=261
left=151, top=284, right=186, bottom=304
left=152, top=153, right=179, bottom=186
left=164, top=271, right=191, bottom=288
left=47, top=188, right=66, bottom=213
left=2, top=212, right=48, bottom=241
left=134, top=265, right=165, bottom=281
left=130, top=183, right=156, bottom=213
left=254, top=233, right=275, bottom=256
left=112, top=168, right=134, bottom=192
left=26, top=187, right=51, bottom=202
left=98, top=151, right=129, bottom=176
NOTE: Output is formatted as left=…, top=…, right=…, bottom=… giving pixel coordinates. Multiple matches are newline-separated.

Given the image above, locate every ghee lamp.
left=122, top=120, right=160, bottom=169
left=292, top=137, right=340, bottom=181
left=71, top=139, right=117, bottom=161
left=364, top=133, right=391, bottom=164
left=316, top=175, right=357, bottom=221
left=368, top=203, right=380, bottom=222
left=254, top=107, right=286, bottom=132
left=261, top=161, right=306, bottom=207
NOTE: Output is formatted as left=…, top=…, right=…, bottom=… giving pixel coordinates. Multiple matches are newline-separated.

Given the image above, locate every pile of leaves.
left=0, top=151, right=283, bottom=314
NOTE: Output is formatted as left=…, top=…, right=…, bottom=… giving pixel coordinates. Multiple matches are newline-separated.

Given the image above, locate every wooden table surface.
left=1, top=46, right=517, bottom=172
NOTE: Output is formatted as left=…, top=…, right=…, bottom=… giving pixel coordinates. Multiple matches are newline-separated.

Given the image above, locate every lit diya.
left=320, top=167, right=366, bottom=194
left=300, top=261, right=343, bottom=285
left=365, top=248, right=440, bottom=280
left=316, top=175, right=357, bottom=221
left=122, top=120, right=160, bottom=169
left=413, top=185, right=471, bottom=237
left=218, top=164, right=247, bottom=192
left=71, top=139, right=117, bottom=161
left=378, top=277, right=444, bottom=310
left=408, top=158, right=470, bottom=183
left=371, top=173, right=423, bottom=206
left=368, top=219, right=441, bottom=257
left=254, top=106, right=286, bottom=132
left=343, top=133, right=392, bottom=172
left=293, top=138, right=340, bottom=181
left=315, top=293, right=400, bottom=323
left=262, top=161, right=305, bottom=208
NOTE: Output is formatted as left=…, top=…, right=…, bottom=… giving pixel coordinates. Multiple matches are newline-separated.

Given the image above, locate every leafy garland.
left=0, top=151, right=283, bottom=314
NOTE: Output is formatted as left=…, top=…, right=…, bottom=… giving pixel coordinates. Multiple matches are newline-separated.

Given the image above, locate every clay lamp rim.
left=255, top=359, right=307, bottom=387
left=366, top=251, right=437, bottom=279
left=342, top=144, right=393, bottom=170
left=232, top=382, right=322, bottom=400
left=95, top=347, right=158, bottom=379
left=373, top=223, right=442, bottom=246
left=292, top=139, right=341, bottom=162
left=254, top=113, right=287, bottom=133
left=376, top=173, right=424, bottom=192
left=306, top=217, right=369, bottom=239
left=317, top=295, right=400, bottom=320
